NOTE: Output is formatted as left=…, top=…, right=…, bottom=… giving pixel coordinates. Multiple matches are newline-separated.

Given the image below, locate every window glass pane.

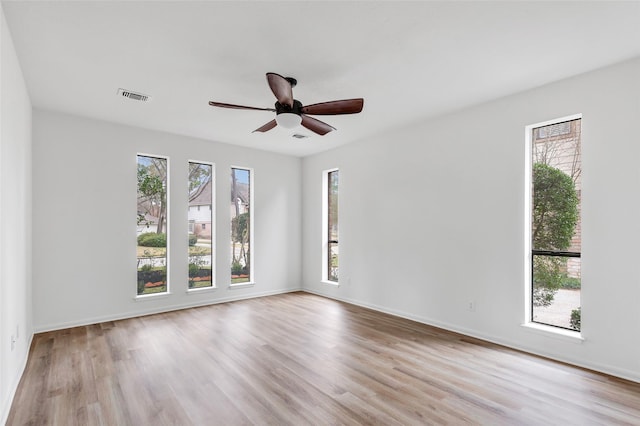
left=188, top=162, right=213, bottom=289
left=137, top=155, right=168, bottom=295
left=531, top=118, right=581, bottom=330
left=532, top=255, right=581, bottom=330
left=532, top=119, right=581, bottom=252
left=231, top=168, right=250, bottom=284
left=328, top=170, right=339, bottom=282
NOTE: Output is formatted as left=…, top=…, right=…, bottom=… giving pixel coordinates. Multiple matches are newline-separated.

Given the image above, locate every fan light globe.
left=276, top=113, right=302, bottom=129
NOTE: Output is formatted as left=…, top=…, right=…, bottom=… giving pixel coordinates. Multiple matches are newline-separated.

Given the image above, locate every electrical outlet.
left=467, top=301, right=476, bottom=312
left=11, top=335, right=16, bottom=351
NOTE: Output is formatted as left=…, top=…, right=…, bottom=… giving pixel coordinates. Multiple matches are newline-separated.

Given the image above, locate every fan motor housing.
left=275, top=99, right=303, bottom=116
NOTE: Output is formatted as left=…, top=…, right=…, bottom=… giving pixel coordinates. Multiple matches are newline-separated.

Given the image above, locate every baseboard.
left=34, top=287, right=302, bottom=333
left=1, top=332, right=34, bottom=426
left=302, top=289, right=640, bottom=384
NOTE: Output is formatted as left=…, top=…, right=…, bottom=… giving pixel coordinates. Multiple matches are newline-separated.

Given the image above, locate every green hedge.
left=137, top=267, right=166, bottom=283
left=137, top=268, right=167, bottom=294
left=138, top=232, right=198, bottom=247
left=188, top=265, right=211, bottom=278
left=560, top=276, right=581, bottom=289
left=138, top=232, right=167, bottom=247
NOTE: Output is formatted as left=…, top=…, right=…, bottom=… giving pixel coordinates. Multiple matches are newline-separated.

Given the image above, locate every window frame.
left=322, top=168, right=339, bottom=284
left=136, top=153, right=170, bottom=299
left=524, top=113, right=582, bottom=335
left=187, top=160, right=215, bottom=293
left=230, top=166, right=254, bottom=287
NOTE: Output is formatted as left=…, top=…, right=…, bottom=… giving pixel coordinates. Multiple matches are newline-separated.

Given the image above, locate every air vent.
left=292, top=133, right=309, bottom=139
left=117, top=88, right=151, bottom=102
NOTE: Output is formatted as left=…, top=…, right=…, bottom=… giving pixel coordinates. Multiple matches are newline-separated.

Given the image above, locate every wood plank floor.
left=7, top=292, right=640, bottom=425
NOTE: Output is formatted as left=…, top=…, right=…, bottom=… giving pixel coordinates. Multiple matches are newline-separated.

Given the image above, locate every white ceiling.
left=3, top=1, right=640, bottom=157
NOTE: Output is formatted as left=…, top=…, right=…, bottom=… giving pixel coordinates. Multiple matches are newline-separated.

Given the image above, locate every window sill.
left=321, top=280, right=339, bottom=286
left=229, top=282, right=255, bottom=289
left=521, top=322, right=584, bottom=343
left=134, top=292, right=171, bottom=302
left=187, top=286, right=217, bottom=295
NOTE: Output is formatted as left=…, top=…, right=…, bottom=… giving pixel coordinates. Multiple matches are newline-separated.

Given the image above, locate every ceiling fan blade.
left=252, top=119, right=277, bottom=133
left=209, top=101, right=276, bottom=112
left=301, top=115, right=335, bottom=135
left=266, top=73, right=294, bottom=108
left=301, top=98, right=364, bottom=115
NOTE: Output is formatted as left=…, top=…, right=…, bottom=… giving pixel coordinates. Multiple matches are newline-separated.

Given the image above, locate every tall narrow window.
left=137, top=154, right=169, bottom=295
left=231, top=167, right=251, bottom=284
left=188, top=162, right=214, bottom=289
left=324, top=169, right=339, bottom=283
left=529, top=117, right=581, bottom=331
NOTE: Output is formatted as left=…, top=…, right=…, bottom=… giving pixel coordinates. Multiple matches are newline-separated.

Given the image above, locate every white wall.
left=32, top=110, right=301, bottom=331
left=302, top=58, right=640, bottom=382
left=0, top=4, right=33, bottom=423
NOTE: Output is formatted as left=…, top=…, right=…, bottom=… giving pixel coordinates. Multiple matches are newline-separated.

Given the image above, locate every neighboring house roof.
left=137, top=212, right=158, bottom=227
left=231, top=182, right=249, bottom=205
left=188, top=179, right=248, bottom=207
left=189, top=180, right=212, bottom=206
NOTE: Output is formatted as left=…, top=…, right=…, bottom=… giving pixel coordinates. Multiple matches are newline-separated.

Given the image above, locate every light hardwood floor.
left=7, top=292, right=640, bottom=425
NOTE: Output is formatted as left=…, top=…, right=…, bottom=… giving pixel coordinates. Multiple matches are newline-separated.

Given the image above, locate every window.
left=323, top=169, right=339, bottom=283
left=188, top=161, right=214, bottom=289
left=137, top=154, right=169, bottom=296
left=231, top=167, right=252, bottom=284
left=527, top=117, right=581, bottom=331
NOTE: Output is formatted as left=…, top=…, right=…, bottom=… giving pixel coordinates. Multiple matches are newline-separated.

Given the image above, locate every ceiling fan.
left=208, top=72, right=364, bottom=136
